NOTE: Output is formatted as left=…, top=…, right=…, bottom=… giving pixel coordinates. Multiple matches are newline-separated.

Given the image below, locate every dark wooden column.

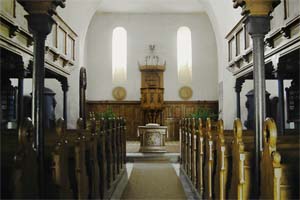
left=235, top=78, right=245, bottom=119
left=17, top=0, right=65, bottom=197
left=17, top=75, right=24, bottom=131
left=80, top=67, right=87, bottom=128
left=61, top=78, right=69, bottom=126
left=27, top=13, right=53, bottom=199
left=274, top=70, right=285, bottom=135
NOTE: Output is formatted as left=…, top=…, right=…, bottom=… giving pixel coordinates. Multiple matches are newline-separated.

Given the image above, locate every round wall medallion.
left=112, top=87, right=126, bottom=101
left=179, top=86, right=193, bottom=100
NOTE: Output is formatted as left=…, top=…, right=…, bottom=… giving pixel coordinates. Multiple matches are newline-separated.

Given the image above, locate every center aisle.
left=121, top=160, right=187, bottom=199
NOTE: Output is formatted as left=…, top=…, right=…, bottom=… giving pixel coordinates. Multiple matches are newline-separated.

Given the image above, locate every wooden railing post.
left=179, top=120, right=184, bottom=165
left=122, top=118, right=127, bottom=165
left=52, top=118, right=72, bottom=199
left=185, top=118, right=189, bottom=173
left=116, top=117, right=121, bottom=173
left=188, top=118, right=192, bottom=178
left=204, top=118, right=213, bottom=199
left=111, top=118, right=116, bottom=181
left=183, top=118, right=186, bottom=171
left=196, top=118, right=204, bottom=197
left=98, top=118, right=107, bottom=198
left=191, top=118, right=196, bottom=184
left=75, top=118, right=89, bottom=199
left=88, top=117, right=100, bottom=199
left=215, top=119, right=226, bottom=200
left=118, top=118, right=123, bottom=169
left=105, top=118, right=112, bottom=189
left=180, top=119, right=184, bottom=166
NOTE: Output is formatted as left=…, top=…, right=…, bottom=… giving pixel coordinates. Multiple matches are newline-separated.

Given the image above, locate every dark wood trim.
left=87, top=100, right=140, bottom=105
left=87, top=100, right=218, bottom=105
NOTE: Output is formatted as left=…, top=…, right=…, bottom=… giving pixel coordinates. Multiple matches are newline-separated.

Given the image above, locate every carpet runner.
left=121, top=160, right=186, bottom=199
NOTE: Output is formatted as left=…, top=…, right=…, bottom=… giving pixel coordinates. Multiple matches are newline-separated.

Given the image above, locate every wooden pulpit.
left=139, top=65, right=165, bottom=124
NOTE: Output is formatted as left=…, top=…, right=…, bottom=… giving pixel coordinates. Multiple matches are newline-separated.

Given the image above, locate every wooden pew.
left=122, top=118, right=127, bottom=165
left=191, top=118, right=196, bottom=185
left=12, top=118, right=38, bottom=199
left=186, top=118, right=191, bottom=178
left=116, top=118, right=121, bottom=174
left=85, top=117, right=101, bottom=198
left=195, top=118, right=204, bottom=197
left=51, top=118, right=72, bottom=198
left=180, top=116, right=299, bottom=200
left=1, top=129, right=19, bottom=198
left=214, top=120, right=256, bottom=200
left=97, top=118, right=107, bottom=198
left=261, top=118, right=282, bottom=200
left=105, top=118, right=113, bottom=190
left=213, top=119, right=227, bottom=200
left=181, top=118, right=186, bottom=172
left=228, top=118, right=300, bottom=200
left=261, top=118, right=300, bottom=199
left=204, top=118, right=214, bottom=200
left=111, top=119, right=117, bottom=182
left=182, top=118, right=188, bottom=174
left=228, top=118, right=252, bottom=200
left=74, top=118, right=89, bottom=199
left=180, top=117, right=205, bottom=198
left=1, top=116, right=126, bottom=199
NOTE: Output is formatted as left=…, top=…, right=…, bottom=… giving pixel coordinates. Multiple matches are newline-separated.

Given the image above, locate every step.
left=126, top=153, right=180, bottom=163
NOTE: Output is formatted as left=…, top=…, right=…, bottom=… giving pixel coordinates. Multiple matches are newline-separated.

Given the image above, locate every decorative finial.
left=149, top=44, right=155, bottom=53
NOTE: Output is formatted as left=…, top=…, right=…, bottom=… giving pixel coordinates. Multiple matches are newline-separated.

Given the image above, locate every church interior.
left=1, top=0, right=299, bottom=199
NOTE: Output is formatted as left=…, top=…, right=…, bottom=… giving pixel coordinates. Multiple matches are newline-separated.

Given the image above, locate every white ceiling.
left=97, top=0, right=205, bottom=13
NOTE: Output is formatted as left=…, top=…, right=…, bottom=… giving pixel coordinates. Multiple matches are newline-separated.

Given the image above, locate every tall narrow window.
left=177, top=26, right=192, bottom=84
left=112, top=27, right=127, bottom=83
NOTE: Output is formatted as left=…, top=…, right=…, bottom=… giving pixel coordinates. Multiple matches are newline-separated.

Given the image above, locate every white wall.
left=86, top=13, right=218, bottom=101
left=201, top=0, right=242, bottom=129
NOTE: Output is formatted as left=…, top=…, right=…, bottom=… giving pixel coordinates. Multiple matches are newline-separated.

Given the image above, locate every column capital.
left=245, top=16, right=271, bottom=35
left=18, top=0, right=65, bottom=36
left=26, top=14, right=54, bottom=36
left=233, top=0, right=280, bottom=16
left=235, top=78, right=245, bottom=93
left=17, top=0, right=65, bottom=15
left=60, top=78, right=69, bottom=92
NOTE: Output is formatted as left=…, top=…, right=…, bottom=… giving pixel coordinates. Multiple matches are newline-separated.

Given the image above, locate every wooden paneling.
left=87, top=101, right=218, bottom=141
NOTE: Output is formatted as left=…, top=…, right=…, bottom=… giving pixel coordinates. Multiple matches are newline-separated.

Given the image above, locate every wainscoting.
left=87, top=101, right=218, bottom=140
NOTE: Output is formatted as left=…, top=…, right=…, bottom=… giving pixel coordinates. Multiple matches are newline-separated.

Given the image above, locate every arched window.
left=177, top=26, right=192, bottom=84
left=112, top=27, right=127, bottom=83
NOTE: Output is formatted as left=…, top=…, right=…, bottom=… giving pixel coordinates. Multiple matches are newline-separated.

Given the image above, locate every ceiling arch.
left=96, top=0, right=205, bottom=13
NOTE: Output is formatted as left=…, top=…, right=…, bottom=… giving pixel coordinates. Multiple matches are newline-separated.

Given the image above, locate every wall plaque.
left=112, top=87, right=126, bottom=101
left=179, top=86, right=193, bottom=100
